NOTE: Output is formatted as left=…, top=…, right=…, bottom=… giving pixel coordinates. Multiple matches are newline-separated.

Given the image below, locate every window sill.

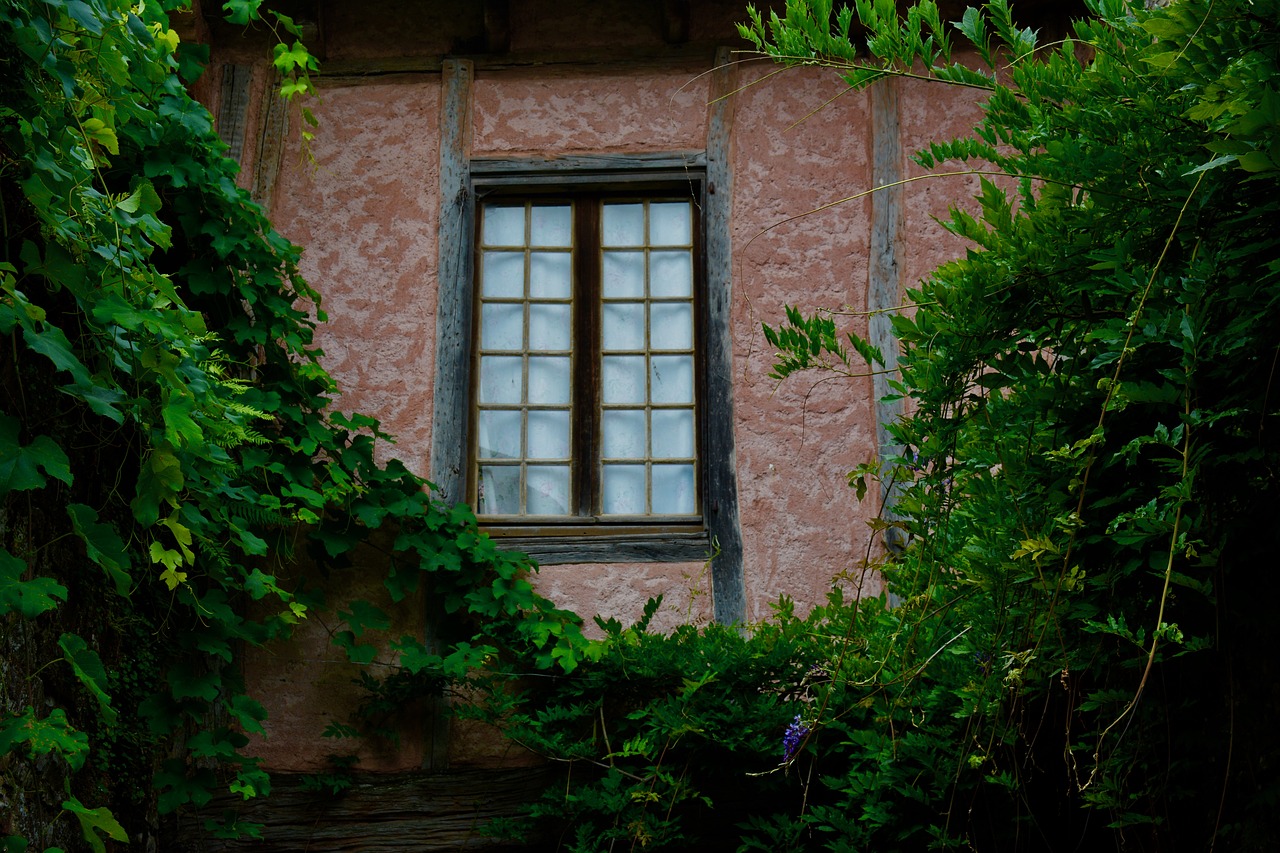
left=483, top=525, right=712, bottom=565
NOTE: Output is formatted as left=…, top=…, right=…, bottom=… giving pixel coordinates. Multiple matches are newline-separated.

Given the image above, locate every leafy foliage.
left=740, top=0, right=1280, bottom=847
left=479, top=0, right=1280, bottom=850
left=467, top=594, right=844, bottom=852
left=0, top=0, right=586, bottom=845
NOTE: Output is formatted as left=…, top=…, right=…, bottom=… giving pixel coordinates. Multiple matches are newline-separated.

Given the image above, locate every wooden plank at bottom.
left=165, top=766, right=561, bottom=852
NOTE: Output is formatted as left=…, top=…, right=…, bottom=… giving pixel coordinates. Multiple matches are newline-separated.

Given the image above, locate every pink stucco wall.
left=210, top=26, right=990, bottom=771
left=730, top=63, right=885, bottom=620
left=897, top=75, right=993, bottom=291
left=269, top=78, right=442, bottom=475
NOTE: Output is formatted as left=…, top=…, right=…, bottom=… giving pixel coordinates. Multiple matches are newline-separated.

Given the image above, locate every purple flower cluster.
left=782, top=714, right=809, bottom=762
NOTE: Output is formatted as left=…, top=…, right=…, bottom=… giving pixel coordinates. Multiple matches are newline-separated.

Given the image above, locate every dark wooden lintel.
left=314, top=43, right=720, bottom=81
left=471, top=152, right=706, bottom=183
left=483, top=0, right=511, bottom=53
left=661, top=0, right=691, bottom=44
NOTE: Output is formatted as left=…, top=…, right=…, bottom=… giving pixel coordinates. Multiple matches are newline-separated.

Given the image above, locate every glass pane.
left=478, top=465, right=520, bottom=514
left=651, top=464, right=695, bottom=514
left=651, top=409, right=694, bottom=459
left=649, top=302, right=692, bottom=351
left=482, top=251, right=525, bottom=298
left=602, top=464, right=645, bottom=514
left=530, top=251, right=572, bottom=298
left=477, top=410, right=522, bottom=459
left=602, top=355, right=646, bottom=404
left=650, top=355, right=693, bottom=404
left=602, top=409, right=646, bottom=459
left=603, top=251, right=645, bottom=298
left=650, top=250, right=692, bottom=297
left=602, top=203, right=644, bottom=246
left=479, top=355, right=522, bottom=404
left=526, top=466, right=570, bottom=515
left=530, top=205, right=571, bottom=247
left=483, top=205, right=525, bottom=247
left=528, top=356, right=571, bottom=404
left=602, top=302, right=645, bottom=352
left=527, top=409, right=570, bottom=459
left=649, top=202, right=691, bottom=245
left=529, top=304, right=571, bottom=351
left=481, top=303, right=524, bottom=351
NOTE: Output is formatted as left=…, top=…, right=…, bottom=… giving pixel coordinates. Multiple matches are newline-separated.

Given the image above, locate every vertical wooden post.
left=705, top=47, right=746, bottom=626
left=426, top=58, right=475, bottom=771
left=216, top=64, right=253, bottom=164
left=251, top=77, right=290, bottom=213
left=868, top=77, right=907, bottom=565
left=431, top=59, right=475, bottom=506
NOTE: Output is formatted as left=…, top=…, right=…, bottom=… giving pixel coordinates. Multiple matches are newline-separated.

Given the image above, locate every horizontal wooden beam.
left=313, top=44, right=721, bottom=81
left=471, top=152, right=706, bottom=185
left=165, top=766, right=560, bottom=852
left=494, top=529, right=712, bottom=564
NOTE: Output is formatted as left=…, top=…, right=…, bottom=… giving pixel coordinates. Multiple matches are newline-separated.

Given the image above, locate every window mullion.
left=572, top=198, right=602, bottom=518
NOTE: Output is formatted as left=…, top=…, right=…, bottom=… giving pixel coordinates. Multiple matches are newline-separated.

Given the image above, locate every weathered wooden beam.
left=704, top=46, right=746, bottom=626
left=164, top=766, right=560, bottom=852
left=491, top=530, right=712, bottom=564
left=471, top=151, right=705, bottom=180
left=661, top=0, right=691, bottom=44
left=483, top=0, right=511, bottom=53
left=250, top=77, right=290, bottom=212
left=314, top=44, right=719, bottom=80
left=430, top=59, right=476, bottom=507
left=216, top=64, right=253, bottom=164
left=868, top=77, right=906, bottom=563
left=427, top=59, right=476, bottom=772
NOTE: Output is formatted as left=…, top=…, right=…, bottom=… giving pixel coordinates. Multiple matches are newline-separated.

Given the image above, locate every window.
left=430, top=152, right=738, bottom=574
left=471, top=191, right=701, bottom=530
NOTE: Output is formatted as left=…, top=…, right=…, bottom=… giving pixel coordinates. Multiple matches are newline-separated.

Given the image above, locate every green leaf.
left=80, top=118, right=118, bottom=155
left=0, top=415, right=72, bottom=493
left=168, top=664, right=220, bottom=701
left=1182, top=154, right=1237, bottom=176
left=221, top=0, right=262, bottom=25
left=393, top=637, right=442, bottom=675
left=58, top=633, right=116, bottom=725
left=339, top=599, right=391, bottom=635
left=131, top=446, right=184, bottom=526
left=0, top=550, right=67, bottom=618
left=66, top=504, right=132, bottom=595
left=20, top=322, right=91, bottom=386
left=227, top=695, right=268, bottom=736
left=156, top=760, right=217, bottom=813
left=1237, top=150, right=1276, bottom=173
left=62, top=798, right=127, bottom=853
left=116, top=186, right=143, bottom=213
left=0, top=707, right=88, bottom=771
left=1138, top=17, right=1186, bottom=39
left=62, top=1, right=105, bottom=35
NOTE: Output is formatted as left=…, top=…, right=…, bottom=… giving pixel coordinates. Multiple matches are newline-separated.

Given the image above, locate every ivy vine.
left=0, top=0, right=587, bottom=847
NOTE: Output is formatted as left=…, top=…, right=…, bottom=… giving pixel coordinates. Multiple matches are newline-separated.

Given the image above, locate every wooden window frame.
left=467, top=159, right=713, bottom=563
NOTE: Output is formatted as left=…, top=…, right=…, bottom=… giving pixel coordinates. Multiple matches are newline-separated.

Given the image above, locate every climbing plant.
left=475, top=0, right=1280, bottom=850
left=0, top=0, right=586, bottom=848
left=740, top=0, right=1280, bottom=848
